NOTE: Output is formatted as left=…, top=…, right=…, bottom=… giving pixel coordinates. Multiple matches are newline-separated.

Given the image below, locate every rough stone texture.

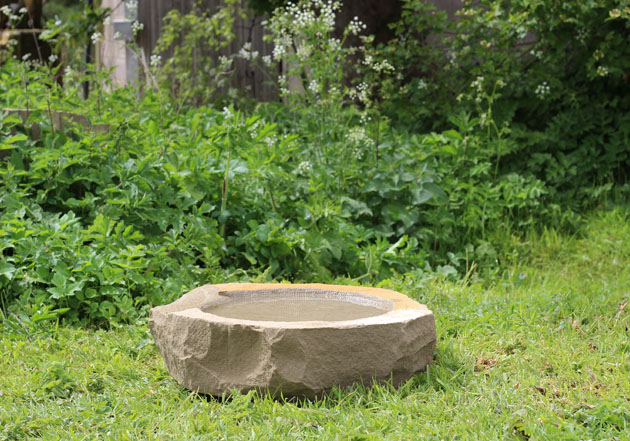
left=149, top=283, right=436, bottom=397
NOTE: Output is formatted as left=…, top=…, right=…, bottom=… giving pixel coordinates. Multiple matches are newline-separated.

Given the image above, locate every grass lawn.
left=1, top=209, right=629, bottom=440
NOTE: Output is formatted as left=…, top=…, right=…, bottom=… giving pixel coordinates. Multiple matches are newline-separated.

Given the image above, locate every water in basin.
left=204, top=298, right=387, bottom=322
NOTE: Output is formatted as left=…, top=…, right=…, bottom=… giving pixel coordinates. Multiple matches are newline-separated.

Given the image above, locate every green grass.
left=2, top=209, right=630, bottom=440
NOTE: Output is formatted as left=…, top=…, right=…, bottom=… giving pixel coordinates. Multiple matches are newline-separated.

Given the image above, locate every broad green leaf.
left=0, top=263, right=16, bottom=280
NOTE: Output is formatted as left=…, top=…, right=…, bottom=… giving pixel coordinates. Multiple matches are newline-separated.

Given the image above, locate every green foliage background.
left=1, top=0, right=629, bottom=325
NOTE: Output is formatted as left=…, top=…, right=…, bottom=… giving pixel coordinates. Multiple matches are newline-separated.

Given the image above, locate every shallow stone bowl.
left=149, top=283, right=436, bottom=397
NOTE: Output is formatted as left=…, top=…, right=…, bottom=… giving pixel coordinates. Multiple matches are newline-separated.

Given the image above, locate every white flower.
left=262, top=55, right=272, bottom=66
left=91, top=32, right=102, bottom=44
left=125, top=0, right=138, bottom=16
left=131, top=20, right=144, bottom=34
left=417, top=79, right=427, bottom=90
left=296, top=44, right=312, bottom=60
left=150, top=54, right=161, bottom=69
left=222, top=106, right=233, bottom=119
left=373, top=60, right=394, bottom=73
left=19, top=7, right=28, bottom=14
left=238, top=42, right=259, bottom=61
left=48, top=54, right=58, bottom=63
left=22, top=53, right=31, bottom=61
left=272, top=43, right=286, bottom=61
left=356, top=82, right=369, bottom=104
left=308, top=80, right=320, bottom=94
left=1, top=5, right=12, bottom=16
left=535, top=81, right=550, bottom=98
left=64, top=65, right=72, bottom=76
left=597, top=66, right=609, bottom=77
left=348, top=16, right=365, bottom=35
left=218, top=55, right=232, bottom=70
left=297, top=161, right=312, bottom=174
left=264, top=135, right=278, bottom=147
left=471, top=76, right=484, bottom=92
left=329, top=38, right=341, bottom=51
left=103, top=16, right=112, bottom=26
left=347, top=127, right=368, bottom=144
left=113, top=31, right=122, bottom=40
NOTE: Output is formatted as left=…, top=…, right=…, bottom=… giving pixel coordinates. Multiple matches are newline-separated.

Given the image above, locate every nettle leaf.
left=4, top=133, right=28, bottom=144
left=411, top=188, right=434, bottom=205
left=340, top=197, right=373, bottom=217
left=47, top=286, right=66, bottom=299
left=99, top=300, right=116, bottom=319
left=0, top=262, right=16, bottom=280
left=51, top=272, right=67, bottom=288
left=412, top=183, right=447, bottom=205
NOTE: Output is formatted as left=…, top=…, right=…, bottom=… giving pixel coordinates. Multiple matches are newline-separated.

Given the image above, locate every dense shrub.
left=383, top=0, right=630, bottom=208
left=1, top=0, right=628, bottom=325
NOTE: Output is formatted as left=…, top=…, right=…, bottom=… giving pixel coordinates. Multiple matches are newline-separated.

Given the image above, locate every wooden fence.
left=103, top=0, right=463, bottom=101
left=138, top=0, right=277, bottom=101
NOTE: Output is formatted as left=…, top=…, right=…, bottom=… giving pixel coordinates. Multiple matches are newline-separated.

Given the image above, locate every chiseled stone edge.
left=150, top=283, right=436, bottom=397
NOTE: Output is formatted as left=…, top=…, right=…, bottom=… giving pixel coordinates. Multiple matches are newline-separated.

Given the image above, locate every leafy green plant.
left=1, top=0, right=627, bottom=326
left=153, top=0, right=242, bottom=107
left=384, top=0, right=630, bottom=210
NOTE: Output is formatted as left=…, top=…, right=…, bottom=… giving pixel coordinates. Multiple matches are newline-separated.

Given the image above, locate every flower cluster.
left=1, top=5, right=27, bottom=24
left=597, top=66, right=609, bottom=77
left=125, top=0, right=138, bottom=17
left=296, top=160, right=313, bottom=175
left=348, top=16, right=366, bottom=35
left=278, top=75, right=289, bottom=95
left=91, top=32, right=103, bottom=44
left=264, top=135, right=278, bottom=148
left=296, top=44, right=312, bottom=59
left=346, top=126, right=369, bottom=144
left=356, top=82, right=369, bottom=104
left=308, top=79, right=320, bottom=94
left=238, top=42, right=259, bottom=61
left=471, top=76, right=484, bottom=93
left=289, top=0, right=339, bottom=32
left=535, top=81, right=550, bottom=98
left=362, top=54, right=394, bottom=73
left=272, top=35, right=289, bottom=61
left=131, top=20, right=144, bottom=35
left=150, top=54, right=162, bottom=69
left=346, top=126, right=375, bottom=159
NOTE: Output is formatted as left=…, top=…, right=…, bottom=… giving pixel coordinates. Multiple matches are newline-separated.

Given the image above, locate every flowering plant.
left=264, top=0, right=396, bottom=163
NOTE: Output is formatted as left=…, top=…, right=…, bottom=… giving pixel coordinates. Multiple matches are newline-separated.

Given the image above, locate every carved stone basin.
left=149, top=283, right=436, bottom=397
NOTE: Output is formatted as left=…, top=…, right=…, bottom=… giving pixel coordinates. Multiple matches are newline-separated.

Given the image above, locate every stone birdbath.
left=150, top=283, right=436, bottom=397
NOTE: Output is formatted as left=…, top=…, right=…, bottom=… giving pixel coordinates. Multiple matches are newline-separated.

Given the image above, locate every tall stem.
left=220, top=152, right=231, bottom=238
